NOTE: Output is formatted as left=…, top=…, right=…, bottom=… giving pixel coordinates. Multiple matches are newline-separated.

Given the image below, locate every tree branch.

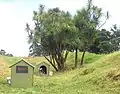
left=44, top=55, right=58, bottom=71
left=64, top=51, right=69, bottom=63
left=97, top=18, right=107, bottom=29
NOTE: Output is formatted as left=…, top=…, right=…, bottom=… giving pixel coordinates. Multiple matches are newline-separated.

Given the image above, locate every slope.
left=1, top=52, right=120, bottom=93
left=0, top=57, right=10, bottom=78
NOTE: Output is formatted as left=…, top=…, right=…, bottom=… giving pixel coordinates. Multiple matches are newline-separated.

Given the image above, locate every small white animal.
left=49, top=71, right=53, bottom=76
left=7, top=77, right=11, bottom=85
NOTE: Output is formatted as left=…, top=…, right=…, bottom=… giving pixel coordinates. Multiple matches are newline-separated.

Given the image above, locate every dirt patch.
left=0, top=57, right=10, bottom=77
left=81, top=68, right=96, bottom=75
left=106, top=68, right=120, bottom=81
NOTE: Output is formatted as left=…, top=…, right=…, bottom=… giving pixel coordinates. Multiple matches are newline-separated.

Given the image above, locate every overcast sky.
left=0, top=0, right=119, bottom=56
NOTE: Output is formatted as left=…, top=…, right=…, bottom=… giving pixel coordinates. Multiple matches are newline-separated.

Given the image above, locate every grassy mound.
left=0, top=52, right=120, bottom=93
left=66, top=52, right=104, bottom=69
left=0, top=57, right=10, bottom=78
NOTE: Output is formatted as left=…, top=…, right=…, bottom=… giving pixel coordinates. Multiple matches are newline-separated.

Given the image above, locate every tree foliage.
left=0, top=49, right=13, bottom=57
left=26, top=5, right=76, bottom=71
left=89, top=25, right=120, bottom=54
left=74, top=0, right=109, bottom=65
left=25, top=0, right=119, bottom=71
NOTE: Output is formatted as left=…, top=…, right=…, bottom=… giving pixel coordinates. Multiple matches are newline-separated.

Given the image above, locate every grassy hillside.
left=1, top=52, right=120, bottom=94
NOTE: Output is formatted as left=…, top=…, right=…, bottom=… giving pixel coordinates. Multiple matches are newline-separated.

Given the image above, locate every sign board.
left=16, top=66, right=28, bottom=73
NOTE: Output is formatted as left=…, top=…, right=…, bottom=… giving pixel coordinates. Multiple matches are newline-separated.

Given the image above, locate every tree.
left=88, top=25, right=120, bottom=54
left=74, top=38, right=80, bottom=68
left=110, top=24, right=120, bottom=51
left=74, top=0, right=109, bottom=65
left=0, top=49, right=13, bottom=57
left=0, top=49, right=6, bottom=55
left=73, top=34, right=81, bottom=68
left=88, top=29, right=111, bottom=54
left=26, top=5, right=76, bottom=72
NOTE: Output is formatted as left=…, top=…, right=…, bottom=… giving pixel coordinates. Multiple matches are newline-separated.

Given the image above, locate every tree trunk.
left=75, top=48, right=78, bottom=68
left=64, top=51, right=69, bottom=63
left=54, top=53, right=63, bottom=72
left=80, top=49, right=86, bottom=65
left=56, top=59, right=64, bottom=72
left=58, top=55, right=65, bottom=72
left=44, top=55, right=58, bottom=71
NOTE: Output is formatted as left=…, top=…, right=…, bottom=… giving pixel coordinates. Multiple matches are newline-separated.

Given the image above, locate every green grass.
left=66, top=52, right=104, bottom=69
left=1, top=56, right=21, bottom=65
left=1, top=52, right=120, bottom=94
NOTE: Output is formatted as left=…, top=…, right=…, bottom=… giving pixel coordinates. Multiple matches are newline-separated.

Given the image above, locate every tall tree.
left=26, top=5, right=76, bottom=72
left=74, top=0, right=109, bottom=65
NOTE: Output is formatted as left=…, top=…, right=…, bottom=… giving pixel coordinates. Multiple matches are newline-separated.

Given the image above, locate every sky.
left=0, top=0, right=119, bottom=56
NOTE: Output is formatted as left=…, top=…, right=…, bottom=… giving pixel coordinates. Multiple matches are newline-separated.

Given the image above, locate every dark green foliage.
left=26, top=5, right=77, bottom=71
left=89, top=25, right=120, bottom=54
left=74, top=0, right=109, bottom=65
left=25, top=0, right=120, bottom=71
left=26, top=0, right=111, bottom=70
left=0, top=49, right=13, bottom=57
